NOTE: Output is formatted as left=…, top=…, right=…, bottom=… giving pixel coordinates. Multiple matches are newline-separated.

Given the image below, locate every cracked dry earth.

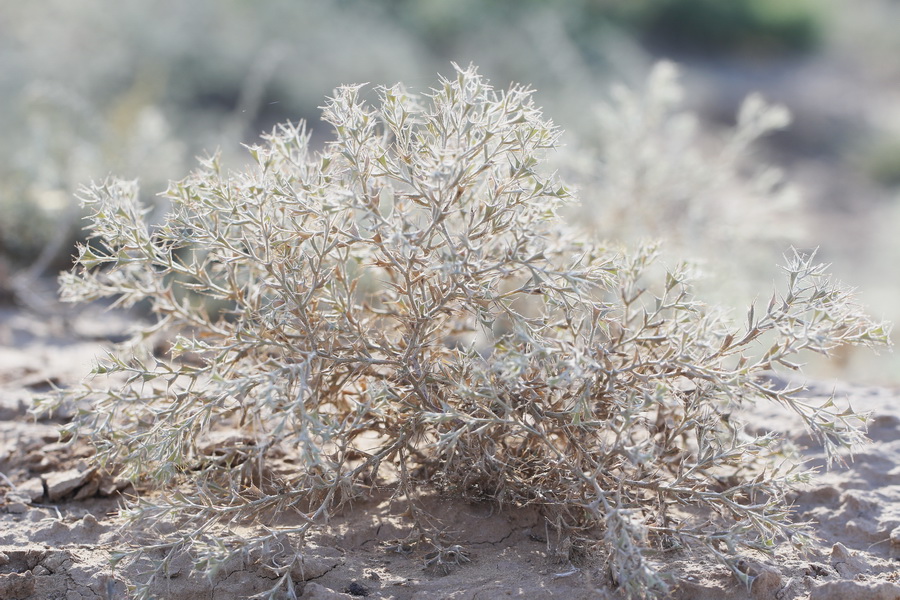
left=1, top=305, right=900, bottom=599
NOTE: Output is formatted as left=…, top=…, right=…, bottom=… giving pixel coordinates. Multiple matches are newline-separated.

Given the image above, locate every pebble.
left=890, top=525, right=900, bottom=546
left=72, top=476, right=100, bottom=500
left=290, top=545, right=343, bottom=581
left=829, top=542, right=869, bottom=578
left=27, top=509, right=46, bottom=522
left=345, top=581, right=370, bottom=596
left=81, top=513, right=98, bottom=528
left=31, top=565, right=50, bottom=577
left=45, top=469, right=91, bottom=501
left=0, top=571, right=35, bottom=599
left=303, top=582, right=351, bottom=599
left=5, top=501, right=28, bottom=514
left=750, top=567, right=782, bottom=600
left=16, top=478, right=45, bottom=503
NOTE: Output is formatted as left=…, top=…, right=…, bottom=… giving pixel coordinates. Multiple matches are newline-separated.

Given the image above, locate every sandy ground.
left=1, top=303, right=899, bottom=600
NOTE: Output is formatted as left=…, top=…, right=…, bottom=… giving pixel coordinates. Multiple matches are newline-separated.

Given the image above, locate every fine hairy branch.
left=37, top=65, right=890, bottom=599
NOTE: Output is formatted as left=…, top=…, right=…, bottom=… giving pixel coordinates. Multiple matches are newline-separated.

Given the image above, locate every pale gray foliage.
left=38, top=65, right=890, bottom=600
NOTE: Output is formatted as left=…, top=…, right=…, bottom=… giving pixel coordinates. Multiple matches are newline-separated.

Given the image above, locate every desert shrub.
left=38, top=65, right=889, bottom=599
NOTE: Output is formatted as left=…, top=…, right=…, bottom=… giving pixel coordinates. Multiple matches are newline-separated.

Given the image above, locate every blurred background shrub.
left=612, top=0, right=822, bottom=56
left=0, top=0, right=897, bottom=382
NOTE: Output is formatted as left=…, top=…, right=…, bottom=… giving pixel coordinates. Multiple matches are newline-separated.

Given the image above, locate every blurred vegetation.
left=365, top=0, right=822, bottom=60
left=859, top=138, right=900, bottom=188
left=612, top=0, right=822, bottom=56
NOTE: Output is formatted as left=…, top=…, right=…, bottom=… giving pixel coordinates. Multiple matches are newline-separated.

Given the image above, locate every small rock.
left=810, top=580, right=900, bottom=600
left=31, top=565, right=50, bottom=576
left=27, top=509, right=47, bottom=522
left=3, top=490, right=29, bottom=504
left=890, top=525, right=900, bottom=546
left=73, top=476, right=100, bottom=500
left=345, top=581, right=370, bottom=596
left=750, top=567, right=782, bottom=600
left=830, top=542, right=853, bottom=562
left=36, top=455, right=60, bottom=472
left=291, top=545, right=343, bottom=581
left=303, top=582, right=351, bottom=599
left=734, top=560, right=782, bottom=600
left=97, top=475, right=130, bottom=497
left=0, top=551, right=9, bottom=566
left=16, top=478, right=45, bottom=503
left=0, top=571, right=35, bottom=599
left=81, top=513, right=99, bottom=528
left=830, top=543, right=869, bottom=578
left=45, top=469, right=92, bottom=501
left=5, top=502, right=28, bottom=514
left=162, top=549, right=193, bottom=578
left=97, top=476, right=118, bottom=497
left=41, top=552, right=69, bottom=572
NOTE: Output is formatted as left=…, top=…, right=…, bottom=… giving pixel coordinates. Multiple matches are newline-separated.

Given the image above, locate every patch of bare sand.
left=1, top=307, right=899, bottom=599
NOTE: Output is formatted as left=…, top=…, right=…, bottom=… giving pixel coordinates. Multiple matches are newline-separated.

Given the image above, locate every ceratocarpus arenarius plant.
left=40, top=65, right=890, bottom=599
